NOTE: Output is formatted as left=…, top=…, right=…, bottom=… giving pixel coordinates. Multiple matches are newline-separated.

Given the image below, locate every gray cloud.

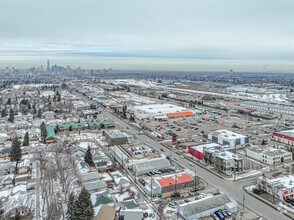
left=0, top=0, right=294, bottom=70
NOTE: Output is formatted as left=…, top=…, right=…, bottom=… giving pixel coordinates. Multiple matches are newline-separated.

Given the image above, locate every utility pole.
left=194, top=168, right=197, bottom=188
left=175, top=175, right=177, bottom=193
left=273, top=151, right=276, bottom=171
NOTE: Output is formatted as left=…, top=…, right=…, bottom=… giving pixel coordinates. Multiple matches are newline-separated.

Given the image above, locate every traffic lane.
left=101, top=110, right=291, bottom=219
left=137, top=135, right=291, bottom=220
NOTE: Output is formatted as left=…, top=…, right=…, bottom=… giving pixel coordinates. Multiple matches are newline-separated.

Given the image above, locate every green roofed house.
left=89, top=121, right=115, bottom=128
left=45, top=123, right=85, bottom=142
left=59, top=123, right=85, bottom=130
left=122, top=199, right=140, bottom=209
left=94, top=191, right=114, bottom=207
left=45, top=121, right=114, bottom=142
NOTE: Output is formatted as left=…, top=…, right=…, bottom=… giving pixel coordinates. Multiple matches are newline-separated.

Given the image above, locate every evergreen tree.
left=23, top=131, right=29, bottom=146
left=14, top=212, right=20, bottom=220
left=84, top=146, right=93, bottom=165
left=8, top=109, right=14, bottom=123
left=66, top=192, right=75, bottom=220
left=11, top=137, right=22, bottom=162
left=40, top=122, right=47, bottom=144
left=37, top=108, right=42, bottom=118
left=7, top=98, right=11, bottom=105
left=1, top=108, right=7, bottom=117
left=55, top=124, right=60, bottom=133
left=73, top=187, right=94, bottom=220
left=0, top=198, right=4, bottom=220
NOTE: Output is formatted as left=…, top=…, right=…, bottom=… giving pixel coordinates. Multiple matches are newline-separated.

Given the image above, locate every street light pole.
left=243, top=187, right=245, bottom=210
left=276, top=185, right=279, bottom=206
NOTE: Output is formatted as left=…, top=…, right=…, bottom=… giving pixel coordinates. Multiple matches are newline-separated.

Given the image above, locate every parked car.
left=221, top=210, right=228, bottom=217
left=190, top=188, right=197, bottom=192
left=215, top=211, right=225, bottom=220
left=171, top=192, right=180, bottom=197
left=197, top=186, right=205, bottom=191
left=189, top=162, right=194, bottom=167
left=225, top=209, right=231, bottom=216
left=138, top=178, right=146, bottom=186
left=174, top=157, right=178, bottom=161
left=160, top=148, right=165, bottom=152
left=107, top=183, right=114, bottom=188
left=184, top=199, right=190, bottom=203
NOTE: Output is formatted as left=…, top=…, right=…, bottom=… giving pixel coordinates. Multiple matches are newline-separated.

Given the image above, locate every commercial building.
left=203, top=146, right=244, bottom=175
left=258, top=174, right=294, bottom=200
left=246, top=146, right=292, bottom=165
left=188, top=143, right=220, bottom=159
left=81, top=110, right=98, bottom=119
left=203, top=129, right=249, bottom=147
left=273, top=130, right=294, bottom=147
left=178, top=193, right=238, bottom=220
left=133, top=104, right=194, bottom=120
left=109, top=145, right=129, bottom=167
left=103, top=130, right=128, bottom=146
left=130, top=157, right=170, bottom=175
left=154, top=172, right=194, bottom=193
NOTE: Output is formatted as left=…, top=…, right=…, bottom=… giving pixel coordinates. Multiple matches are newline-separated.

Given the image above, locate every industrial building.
left=178, top=193, right=238, bottom=220
left=203, top=129, right=249, bottom=147
left=273, top=130, right=294, bottom=147
left=246, top=146, right=292, bottom=165
left=130, top=157, right=170, bottom=175
left=133, top=104, right=194, bottom=120
left=241, top=101, right=294, bottom=114
left=103, top=130, right=128, bottom=146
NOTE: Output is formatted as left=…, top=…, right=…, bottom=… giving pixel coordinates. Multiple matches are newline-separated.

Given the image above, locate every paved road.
left=73, top=89, right=292, bottom=220
left=102, top=110, right=293, bottom=220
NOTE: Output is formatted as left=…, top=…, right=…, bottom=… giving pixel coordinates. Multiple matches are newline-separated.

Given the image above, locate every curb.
left=246, top=189, right=294, bottom=219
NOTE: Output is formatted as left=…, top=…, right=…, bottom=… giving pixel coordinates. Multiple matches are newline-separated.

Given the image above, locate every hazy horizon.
left=1, top=0, right=294, bottom=72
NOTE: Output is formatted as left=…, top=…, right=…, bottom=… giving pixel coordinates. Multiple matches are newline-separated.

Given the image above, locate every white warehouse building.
left=246, top=146, right=292, bottom=165
left=133, top=104, right=194, bottom=120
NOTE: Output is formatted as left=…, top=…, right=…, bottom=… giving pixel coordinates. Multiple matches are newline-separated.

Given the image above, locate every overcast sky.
left=0, top=0, right=294, bottom=71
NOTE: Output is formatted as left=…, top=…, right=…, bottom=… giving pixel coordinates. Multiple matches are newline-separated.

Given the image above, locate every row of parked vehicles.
left=147, top=168, right=174, bottom=176
left=211, top=209, right=231, bottom=219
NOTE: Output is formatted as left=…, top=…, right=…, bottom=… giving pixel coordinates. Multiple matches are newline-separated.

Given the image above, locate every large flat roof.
left=104, top=130, right=126, bottom=138
left=191, top=143, right=220, bottom=153
left=211, top=129, right=247, bottom=140
left=248, top=146, right=291, bottom=157
left=134, top=104, right=191, bottom=115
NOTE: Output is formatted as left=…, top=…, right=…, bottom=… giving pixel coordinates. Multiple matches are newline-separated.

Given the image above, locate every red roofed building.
left=154, top=172, right=195, bottom=193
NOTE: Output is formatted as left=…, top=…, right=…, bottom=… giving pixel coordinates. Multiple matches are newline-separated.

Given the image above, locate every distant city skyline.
left=1, top=0, right=294, bottom=72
